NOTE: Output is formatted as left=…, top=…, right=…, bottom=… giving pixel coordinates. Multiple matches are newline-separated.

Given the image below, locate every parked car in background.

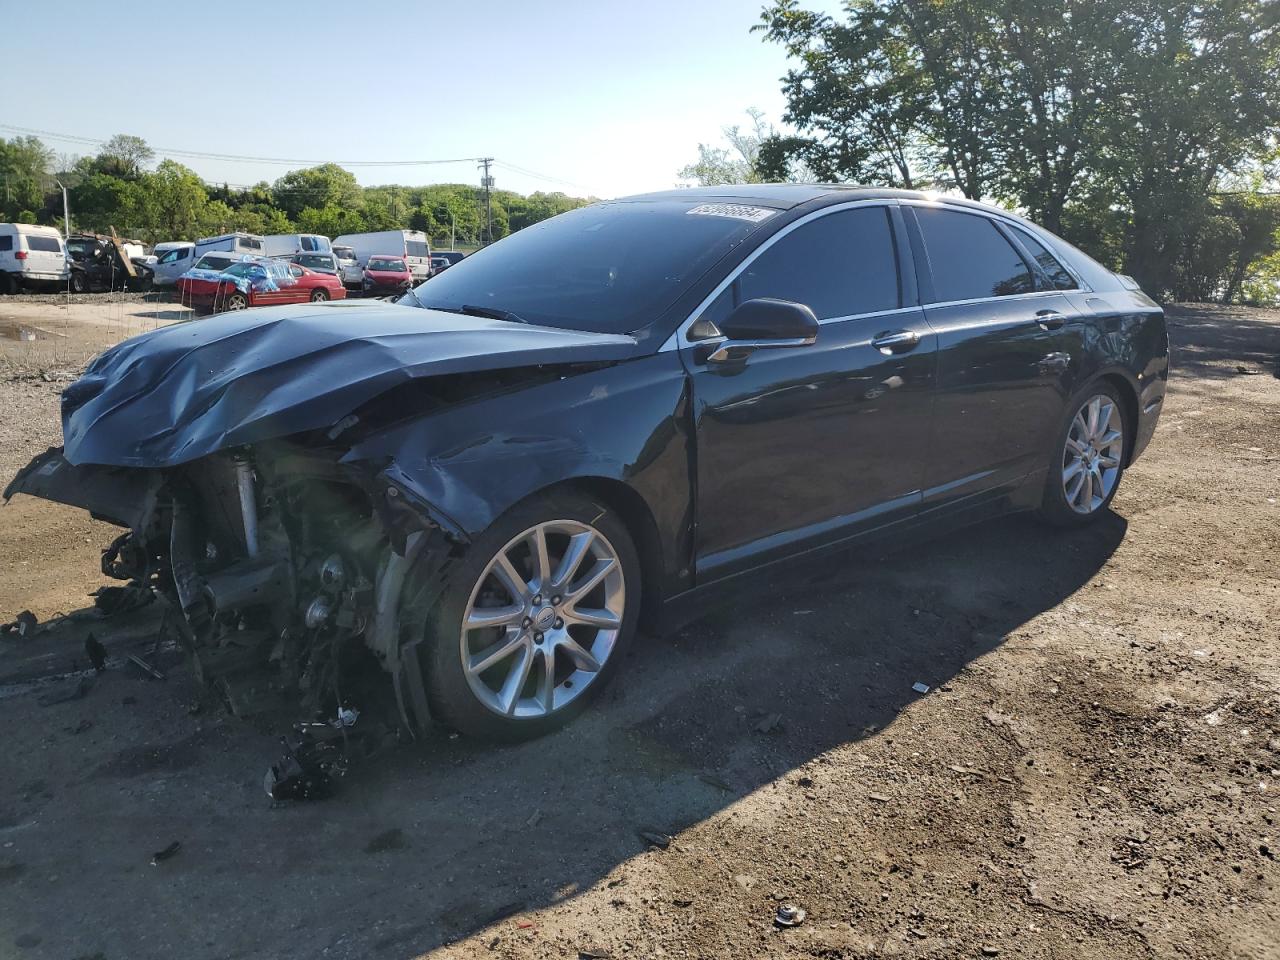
left=263, top=234, right=332, bottom=258
left=331, top=244, right=363, bottom=288
left=194, top=232, right=265, bottom=258
left=433, top=250, right=466, bottom=267
left=0, top=223, right=69, bottom=293
left=65, top=234, right=154, bottom=293
left=362, top=255, right=414, bottom=296
left=429, top=255, right=451, bottom=276
left=287, top=252, right=342, bottom=278
left=151, top=242, right=197, bottom=287
left=177, top=256, right=346, bottom=313
left=333, top=229, right=432, bottom=282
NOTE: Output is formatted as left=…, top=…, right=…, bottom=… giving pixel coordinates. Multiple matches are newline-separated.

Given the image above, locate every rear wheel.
left=2, top=273, right=20, bottom=295
left=1038, top=382, right=1130, bottom=526
left=309, top=288, right=329, bottom=302
left=418, top=490, right=641, bottom=741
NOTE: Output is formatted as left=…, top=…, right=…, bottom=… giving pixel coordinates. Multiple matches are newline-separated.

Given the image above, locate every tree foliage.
left=754, top=0, right=1280, bottom=301
left=8, top=134, right=594, bottom=251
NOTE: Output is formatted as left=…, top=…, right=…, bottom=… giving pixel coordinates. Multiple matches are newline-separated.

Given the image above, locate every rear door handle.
left=870, top=329, right=920, bottom=355
left=1035, top=309, right=1067, bottom=331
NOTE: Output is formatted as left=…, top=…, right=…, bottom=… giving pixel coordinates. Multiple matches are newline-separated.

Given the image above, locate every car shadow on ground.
left=2, top=508, right=1127, bottom=959
left=341, top=509, right=1128, bottom=957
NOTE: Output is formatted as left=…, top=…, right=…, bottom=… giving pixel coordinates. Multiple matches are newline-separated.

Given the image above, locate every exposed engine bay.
left=8, top=441, right=460, bottom=740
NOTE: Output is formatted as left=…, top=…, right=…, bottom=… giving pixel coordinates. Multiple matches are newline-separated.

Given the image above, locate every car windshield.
left=368, top=258, right=406, bottom=271
left=333, top=246, right=355, bottom=260
left=65, top=239, right=93, bottom=258
left=194, top=256, right=231, bottom=270
left=408, top=199, right=767, bottom=334
left=298, top=255, right=331, bottom=269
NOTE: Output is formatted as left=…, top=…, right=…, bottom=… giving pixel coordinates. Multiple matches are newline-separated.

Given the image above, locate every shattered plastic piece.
left=637, top=830, right=672, bottom=850
left=127, top=654, right=165, bottom=681
left=911, top=681, right=930, bottom=694
left=92, top=584, right=153, bottom=616
left=265, top=713, right=388, bottom=802
left=578, top=947, right=611, bottom=959
left=774, top=904, right=806, bottom=927
left=1, top=610, right=38, bottom=639
left=755, top=712, right=783, bottom=734
left=84, top=633, right=107, bottom=672
left=335, top=705, right=360, bottom=728
left=150, top=841, right=181, bottom=865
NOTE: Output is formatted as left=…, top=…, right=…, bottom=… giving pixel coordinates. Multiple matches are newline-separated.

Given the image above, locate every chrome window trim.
left=920, top=288, right=1076, bottom=311
left=898, top=197, right=1091, bottom=294
left=661, top=198, right=897, bottom=352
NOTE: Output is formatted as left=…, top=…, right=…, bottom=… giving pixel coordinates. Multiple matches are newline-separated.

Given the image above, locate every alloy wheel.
left=1062, top=394, right=1124, bottom=514
left=460, top=519, right=626, bottom=719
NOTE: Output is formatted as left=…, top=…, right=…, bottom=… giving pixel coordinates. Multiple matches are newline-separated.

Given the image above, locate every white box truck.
left=194, top=232, right=265, bottom=257
left=262, top=234, right=332, bottom=258
left=332, top=230, right=432, bottom=282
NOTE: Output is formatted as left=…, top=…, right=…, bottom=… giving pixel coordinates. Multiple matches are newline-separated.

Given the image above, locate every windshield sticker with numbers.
left=685, top=203, right=776, bottom=223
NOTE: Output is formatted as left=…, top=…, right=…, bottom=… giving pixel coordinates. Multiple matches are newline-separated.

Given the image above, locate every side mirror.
left=704, top=298, right=818, bottom=363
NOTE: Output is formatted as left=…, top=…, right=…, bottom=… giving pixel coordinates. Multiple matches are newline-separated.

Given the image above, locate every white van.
left=0, top=223, right=69, bottom=294
left=151, top=242, right=197, bottom=287
left=333, top=230, right=432, bottom=282
left=194, top=232, right=265, bottom=258
left=262, top=234, right=331, bottom=258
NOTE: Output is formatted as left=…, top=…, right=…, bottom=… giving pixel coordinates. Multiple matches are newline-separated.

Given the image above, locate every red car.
left=362, top=255, right=414, bottom=296
left=177, top=257, right=347, bottom=313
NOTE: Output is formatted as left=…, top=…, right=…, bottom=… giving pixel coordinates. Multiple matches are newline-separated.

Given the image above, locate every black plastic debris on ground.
left=265, top=707, right=390, bottom=802
left=1, top=610, right=38, bottom=639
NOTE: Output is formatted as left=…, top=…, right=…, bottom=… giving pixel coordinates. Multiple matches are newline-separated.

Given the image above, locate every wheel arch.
left=1093, top=370, right=1140, bottom=466
left=521, top=476, right=668, bottom=632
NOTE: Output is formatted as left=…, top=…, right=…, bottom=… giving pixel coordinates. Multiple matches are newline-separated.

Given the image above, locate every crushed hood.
left=60, top=300, right=637, bottom=467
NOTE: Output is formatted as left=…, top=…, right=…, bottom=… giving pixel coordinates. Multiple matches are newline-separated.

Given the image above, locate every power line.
left=493, top=160, right=594, bottom=193
left=0, top=123, right=482, bottom=168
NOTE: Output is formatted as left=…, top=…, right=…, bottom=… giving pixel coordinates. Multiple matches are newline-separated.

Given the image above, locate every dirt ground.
left=0, top=301, right=1276, bottom=960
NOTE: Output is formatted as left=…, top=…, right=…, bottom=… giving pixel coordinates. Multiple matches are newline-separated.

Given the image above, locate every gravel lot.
left=0, top=303, right=1277, bottom=960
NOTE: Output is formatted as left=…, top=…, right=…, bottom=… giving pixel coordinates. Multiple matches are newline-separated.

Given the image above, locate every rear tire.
left=1038, top=381, right=1131, bottom=526
left=416, top=490, right=641, bottom=742
left=2, top=273, right=20, bottom=295
left=309, top=288, right=329, bottom=302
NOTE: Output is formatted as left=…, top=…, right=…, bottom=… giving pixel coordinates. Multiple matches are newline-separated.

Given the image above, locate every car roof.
left=614, top=183, right=1036, bottom=222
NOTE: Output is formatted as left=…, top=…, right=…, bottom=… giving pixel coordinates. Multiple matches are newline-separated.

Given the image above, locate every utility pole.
left=478, top=157, right=494, bottom=245
left=54, top=178, right=71, bottom=238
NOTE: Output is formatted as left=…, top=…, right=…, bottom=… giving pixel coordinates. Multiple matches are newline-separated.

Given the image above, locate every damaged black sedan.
left=5, top=185, right=1168, bottom=741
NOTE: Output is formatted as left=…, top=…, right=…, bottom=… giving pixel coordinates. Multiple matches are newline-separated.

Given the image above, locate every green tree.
left=679, top=109, right=774, bottom=186
left=756, top=0, right=1280, bottom=296
left=0, top=135, right=55, bottom=222
left=272, top=163, right=363, bottom=220
left=97, top=134, right=155, bottom=179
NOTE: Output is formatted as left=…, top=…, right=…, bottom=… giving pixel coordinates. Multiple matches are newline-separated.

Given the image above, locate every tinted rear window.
left=411, top=200, right=766, bottom=334
left=406, top=240, right=429, bottom=258
left=737, top=207, right=899, bottom=319
left=27, top=235, right=63, bottom=253
left=914, top=208, right=1035, bottom=301
left=240, top=237, right=262, bottom=250
left=0, top=236, right=11, bottom=251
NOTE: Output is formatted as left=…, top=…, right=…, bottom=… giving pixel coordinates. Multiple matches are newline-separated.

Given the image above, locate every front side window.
left=914, top=208, right=1035, bottom=302
left=1011, top=227, right=1077, bottom=291
left=737, top=206, right=899, bottom=319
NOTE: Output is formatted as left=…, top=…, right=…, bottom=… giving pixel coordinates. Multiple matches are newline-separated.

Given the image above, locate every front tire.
left=418, top=490, right=641, bottom=742
left=69, top=271, right=87, bottom=294
left=1038, top=382, right=1130, bottom=526
left=224, top=292, right=248, bottom=311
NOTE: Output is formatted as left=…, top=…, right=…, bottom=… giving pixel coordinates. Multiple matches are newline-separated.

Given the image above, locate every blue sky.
left=5, top=0, right=844, bottom=198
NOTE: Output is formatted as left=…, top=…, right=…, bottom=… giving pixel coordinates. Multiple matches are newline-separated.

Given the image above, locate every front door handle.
left=870, top=329, right=920, bottom=355
left=1035, top=309, right=1067, bottom=331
